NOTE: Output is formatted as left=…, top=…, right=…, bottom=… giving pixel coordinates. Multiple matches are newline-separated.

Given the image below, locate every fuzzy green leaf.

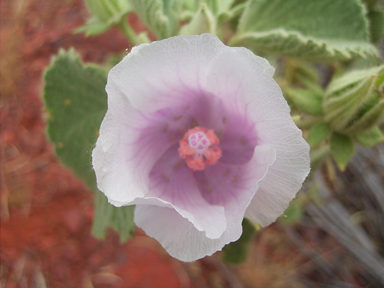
left=76, top=0, right=132, bottom=36
left=180, top=3, right=216, bottom=35
left=307, top=124, right=331, bottom=148
left=232, top=0, right=378, bottom=61
left=205, top=0, right=235, bottom=15
left=354, top=126, right=384, bottom=147
left=367, top=8, right=384, bottom=43
left=324, top=65, right=384, bottom=134
left=130, top=0, right=180, bottom=39
left=345, top=93, right=384, bottom=134
left=286, top=89, right=324, bottom=116
left=330, top=132, right=355, bottom=171
left=43, top=49, right=135, bottom=242
left=43, top=49, right=107, bottom=191
left=75, top=16, right=111, bottom=36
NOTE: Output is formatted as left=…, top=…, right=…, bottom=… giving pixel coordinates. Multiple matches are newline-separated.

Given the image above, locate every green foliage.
left=182, top=0, right=235, bottom=15
left=182, top=0, right=198, bottom=12
left=43, top=49, right=108, bottom=191
left=286, top=89, right=324, bottom=116
left=324, top=65, right=384, bottom=134
left=76, top=0, right=132, bottom=36
left=330, top=132, right=355, bottom=171
left=307, top=124, right=331, bottom=148
left=291, top=62, right=323, bottom=94
left=130, top=0, right=180, bottom=39
left=222, top=218, right=257, bottom=264
left=363, top=0, right=384, bottom=43
left=92, top=191, right=135, bottom=242
left=204, top=0, right=234, bottom=15
left=310, top=145, right=331, bottom=171
left=368, top=9, right=384, bottom=43
left=354, top=126, right=384, bottom=147
left=232, top=0, right=378, bottom=61
left=278, top=200, right=303, bottom=225
left=180, top=3, right=216, bottom=35
left=43, top=49, right=135, bottom=242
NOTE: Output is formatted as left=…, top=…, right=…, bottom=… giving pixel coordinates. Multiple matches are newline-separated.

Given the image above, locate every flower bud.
left=323, top=65, right=384, bottom=135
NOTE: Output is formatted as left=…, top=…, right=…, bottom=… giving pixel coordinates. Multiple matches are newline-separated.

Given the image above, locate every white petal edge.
left=92, top=85, right=178, bottom=204
left=202, top=43, right=310, bottom=226
left=107, top=34, right=229, bottom=114
left=245, top=121, right=310, bottom=226
left=134, top=145, right=276, bottom=262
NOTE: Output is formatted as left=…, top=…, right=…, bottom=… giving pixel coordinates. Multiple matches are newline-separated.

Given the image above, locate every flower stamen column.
left=178, top=127, right=222, bottom=171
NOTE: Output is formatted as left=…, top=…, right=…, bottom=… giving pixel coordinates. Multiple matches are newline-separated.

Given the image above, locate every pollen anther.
left=178, top=127, right=222, bottom=171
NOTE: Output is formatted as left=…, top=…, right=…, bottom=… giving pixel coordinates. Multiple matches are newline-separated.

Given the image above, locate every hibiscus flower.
left=92, top=34, right=310, bottom=262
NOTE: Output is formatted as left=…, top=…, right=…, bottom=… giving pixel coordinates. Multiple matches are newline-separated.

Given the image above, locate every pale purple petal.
left=93, top=84, right=225, bottom=206
left=93, top=34, right=310, bottom=262
left=107, top=34, right=227, bottom=114
left=218, top=115, right=258, bottom=165
left=134, top=145, right=276, bottom=261
left=143, top=146, right=226, bottom=239
left=203, top=44, right=310, bottom=226
left=245, top=121, right=310, bottom=226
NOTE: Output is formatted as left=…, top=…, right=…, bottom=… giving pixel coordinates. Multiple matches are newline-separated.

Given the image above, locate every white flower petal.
left=205, top=46, right=288, bottom=123
left=93, top=34, right=310, bottom=261
left=201, top=42, right=310, bottom=226
left=245, top=121, right=310, bottom=226
left=107, top=34, right=227, bottom=114
left=134, top=145, right=276, bottom=261
left=145, top=147, right=226, bottom=239
left=92, top=88, right=185, bottom=205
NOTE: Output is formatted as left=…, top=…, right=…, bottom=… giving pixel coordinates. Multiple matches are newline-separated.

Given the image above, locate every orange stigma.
left=178, top=127, right=222, bottom=171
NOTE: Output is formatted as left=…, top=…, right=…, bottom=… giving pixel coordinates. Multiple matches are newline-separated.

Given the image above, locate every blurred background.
left=1, top=0, right=384, bottom=287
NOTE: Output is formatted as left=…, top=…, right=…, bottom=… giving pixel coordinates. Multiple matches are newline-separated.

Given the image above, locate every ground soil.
left=1, top=1, right=198, bottom=287
left=0, top=1, right=370, bottom=287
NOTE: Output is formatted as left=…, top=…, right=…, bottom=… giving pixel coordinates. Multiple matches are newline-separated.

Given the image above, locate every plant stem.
left=119, top=19, right=139, bottom=46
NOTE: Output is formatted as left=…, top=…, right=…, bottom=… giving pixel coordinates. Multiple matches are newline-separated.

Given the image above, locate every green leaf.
left=307, top=123, right=331, bottom=148
left=222, top=218, right=257, bottom=264
left=182, top=0, right=198, bottom=12
left=298, top=76, right=325, bottom=97
left=310, top=145, right=331, bottom=171
left=130, top=0, right=180, bottom=39
left=232, top=0, right=378, bottom=61
left=182, top=0, right=235, bottom=15
left=354, top=126, right=384, bottom=147
left=278, top=200, right=303, bottom=225
left=76, top=0, right=132, bottom=36
left=290, top=62, right=324, bottom=95
left=345, top=92, right=384, bottom=134
left=75, top=16, right=111, bottom=36
left=43, top=49, right=136, bottom=242
left=43, top=48, right=108, bottom=191
left=92, top=191, right=135, bottom=243
left=205, top=0, right=234, bottom=15
left=324, top=65, right=384, bottom=134
left=368, top=9, right=384, bottom=43
left=286, top=89, right=324, bottom=116
left=180, top=3, right=216, bottom=35
left=330, top=132, right=355, bottom=171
